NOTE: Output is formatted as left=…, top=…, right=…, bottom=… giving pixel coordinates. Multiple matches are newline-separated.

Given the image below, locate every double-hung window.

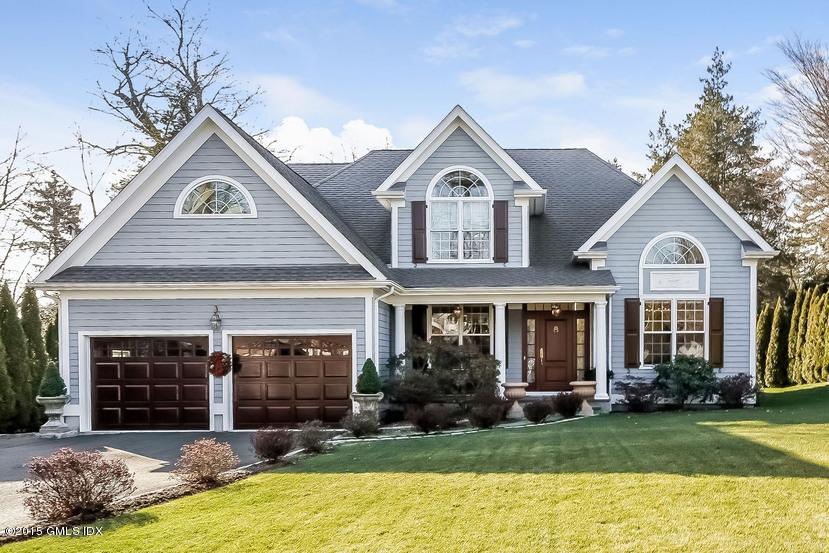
left=428, top=169, right=493, bottom=261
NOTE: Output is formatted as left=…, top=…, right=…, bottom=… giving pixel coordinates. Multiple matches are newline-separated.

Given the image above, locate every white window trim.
left=425, top=166, right=495, bottom=264
left=426, top=304, right=494, bottom=355
left=638, top=232, right=710, bottom=369
left=174, top=175, right=258, bottom=219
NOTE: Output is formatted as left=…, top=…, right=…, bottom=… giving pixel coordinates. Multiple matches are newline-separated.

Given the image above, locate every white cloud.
left=562, top=45, right=610, bottom=59
left=424, top=14, right=523, bottom=62
left=256, top=75, right=345, bottom=120
left=605, top=28, right=624, bottom=39
left=459, top=68, right=586, bottom=107
left=261, top=27, right=300, bottom=46
left=263, top=116, right=394, bottom=163
left=395, top=116, right=435, bottom=147
left=514, top=39, right=536, bottom=49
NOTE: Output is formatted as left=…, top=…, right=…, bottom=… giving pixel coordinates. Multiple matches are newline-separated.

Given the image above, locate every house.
left=33, top=105, right=777, bottom=432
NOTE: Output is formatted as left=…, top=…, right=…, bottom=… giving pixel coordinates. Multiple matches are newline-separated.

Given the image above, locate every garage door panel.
left=124, top=385, right=150, bottom=402
left=236, top=381, right=263, bottom=401
left=91, top=336, right=209, bottom=431
left=233, top=335, right=352, bottom=428
left=124, top=363, right=150, bottom=379
left=295, top=361, right=322, bottom=378
left=237, top=360, right=263, bottom=378
left=324, top=361, right=350, bottom=378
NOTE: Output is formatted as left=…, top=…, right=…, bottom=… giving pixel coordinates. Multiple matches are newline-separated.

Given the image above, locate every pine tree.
left=794, top=287, right=815, bottom=382
left=765, top=298, right=788, bottom=387
left=644, top=48, right=791, bottom=302
left=0, top=283, right=34, bottom=429
left=755, top=303, right=772, bottom=386
left=20, top=288, right=47, bottom=393
left=21, top=170, right=81, bottom=263
left=787, top=288, right=804, bottom=383
left=45, top=317, right=58, bottom=363
left=802, top=291, right=824, bottom=383
left=0, top=329, right=14, bottom=431
left=820, top=293, right=829, bottom=382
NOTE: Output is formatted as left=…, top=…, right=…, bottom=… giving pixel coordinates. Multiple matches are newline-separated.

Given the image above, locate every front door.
left=538, top=317, right=574, bottom=391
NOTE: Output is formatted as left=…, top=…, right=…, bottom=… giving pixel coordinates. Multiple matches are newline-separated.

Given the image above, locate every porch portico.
left=385, top=287, right=614, bottom=400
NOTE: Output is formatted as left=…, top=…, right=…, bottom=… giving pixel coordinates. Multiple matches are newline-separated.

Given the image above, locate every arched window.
left=175, top=176, right=256, bottom=218
left=639, top=233, right=708, bottom=366
left=427, top=167, right=493, bottom=261
left=644, top=236, right=705, bottom=265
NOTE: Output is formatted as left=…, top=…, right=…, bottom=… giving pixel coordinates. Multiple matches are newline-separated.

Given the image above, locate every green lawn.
left=10, top=385, right=829, bottom=552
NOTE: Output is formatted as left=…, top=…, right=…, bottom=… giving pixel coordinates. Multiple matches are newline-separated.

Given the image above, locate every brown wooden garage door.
left=233, top=335, right=352, bottom=428
left=91, top=337, right=210, bottom=430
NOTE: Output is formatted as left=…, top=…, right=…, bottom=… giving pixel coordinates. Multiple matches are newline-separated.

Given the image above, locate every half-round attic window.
left=175, top=176, right=256, bottom=218
left=644, top=235, right=705, bottom=265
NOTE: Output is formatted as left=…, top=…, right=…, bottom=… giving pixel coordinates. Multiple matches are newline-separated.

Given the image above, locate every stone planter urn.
left=501, top=382, right=528, bottom=420
left=351, top=392, right=384, bottom=418
left=569, top=380, right=597, bottom=416
left=35, top=395, right=77, bottom=439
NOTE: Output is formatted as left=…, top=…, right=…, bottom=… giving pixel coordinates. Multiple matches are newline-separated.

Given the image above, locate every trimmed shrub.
left=653, top=355, right=718, bottom=407
left=717, top=374, right=757, bottom=408
left=467, top=392, right=506, bottom=429
left=21, top=447, right=136, bottom=522
left=619, top=380, right=658, bottom=412
left=174, top=438, right=239, bottom=482
left=522, top=400, right=553, bottom=423
left=765, top=298, right=788, bottom=387
left=356, top=358, right=382, bottom=394
left=405, top=404, right=459, bottom=433
left=552, top=392, right=583, bottom=418
left=387, top=370, right=441, bottom=407
left=38, top=360, right=67, bottom=397
left=296, top=420, right=328, bottom=454
left=341, top=412, right=379, bottom=438
left=250, top=428, right=294, bottom=463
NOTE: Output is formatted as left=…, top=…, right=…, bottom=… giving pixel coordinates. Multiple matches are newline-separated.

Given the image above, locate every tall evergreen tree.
left=45, top=316, right=58, bottom=363
left=755, top=303, right=772, bottom=386
left=802, top=291, right=824, bottom=383
left=794, top=287, right=815, bottom=382
left=20, top=288, right=47, bottom=397
left=0, top=283, right=34, bottom=429
left=21, top=170, right=81, bottom=263
left=0, top=328, right=14, bottom=431
left=765, top=298, right=788, bottom=387
left=818, top=292, right=829, bottom=382
left=644, top=48, right=792, bottom=302
left=787, top=287, right=804, bottom=383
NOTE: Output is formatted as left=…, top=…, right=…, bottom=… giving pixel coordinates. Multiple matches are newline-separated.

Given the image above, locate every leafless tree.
left=0, top=129, right=35, bottom=282
left=72, top=128, right=113, bottom=217
left=768, top=36, right=829, bottom=274
left=87, top=0, right=261, bottom=180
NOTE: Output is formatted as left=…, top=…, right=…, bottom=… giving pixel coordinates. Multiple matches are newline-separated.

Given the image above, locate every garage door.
left=91, top=336, right=210, bottom=430
left=233, top=335, right=352, bottom=428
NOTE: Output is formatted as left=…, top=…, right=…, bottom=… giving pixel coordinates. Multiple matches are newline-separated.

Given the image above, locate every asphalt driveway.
left=0, top=432, right=258, bottom=528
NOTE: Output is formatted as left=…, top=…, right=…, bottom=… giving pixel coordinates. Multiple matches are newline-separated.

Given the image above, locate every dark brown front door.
left=233, top=335, right=352, bottom=428
left=538, top=317, right=575, bottom=391
left=91, top=336, right=210, bottom=430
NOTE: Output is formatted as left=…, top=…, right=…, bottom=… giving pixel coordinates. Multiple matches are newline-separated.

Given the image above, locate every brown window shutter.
left=494, top=200, right=508, bottom=262
left=624, top=298, right=641, bottom=368
left=412, top=201, right=427, bottom=263
left=709, top=298, right=724, bottom=368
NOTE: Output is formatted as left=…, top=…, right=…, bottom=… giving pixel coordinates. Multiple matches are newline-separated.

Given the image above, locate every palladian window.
left=428, top=169, right=492, bottom=261
left=177, top=177, right=255, bottom=217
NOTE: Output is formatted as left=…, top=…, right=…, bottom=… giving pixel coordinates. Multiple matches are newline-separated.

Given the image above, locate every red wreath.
left=208, top=351, right=232, bottom=377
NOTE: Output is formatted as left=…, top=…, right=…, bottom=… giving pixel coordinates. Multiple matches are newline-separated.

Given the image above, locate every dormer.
left=373, top=106, right=546, bottom=268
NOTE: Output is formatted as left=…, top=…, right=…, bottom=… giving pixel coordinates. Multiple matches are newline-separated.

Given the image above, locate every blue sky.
left=1, top=0, right=827, bottom=196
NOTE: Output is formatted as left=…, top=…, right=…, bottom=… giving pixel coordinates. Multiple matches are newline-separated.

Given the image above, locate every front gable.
left=87, top=134, right=345, bottom=266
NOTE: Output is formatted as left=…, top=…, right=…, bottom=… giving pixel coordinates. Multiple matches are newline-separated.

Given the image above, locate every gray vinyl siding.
left=66, top=297, right=366, bottom=407
left=606, top=175, right=751, bottom=387
left=398, top=128, right=522, bottom=267
left=507, top=307, right=523, bottom=382
left=88, top=134, right=345, bottom=266
left=376, top=301, right=393, bottom=377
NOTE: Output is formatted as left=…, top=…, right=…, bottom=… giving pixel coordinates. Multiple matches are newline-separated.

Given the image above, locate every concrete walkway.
left=0, top=432, right=257, bottom=529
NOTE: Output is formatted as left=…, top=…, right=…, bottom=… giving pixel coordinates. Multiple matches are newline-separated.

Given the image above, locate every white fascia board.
left=372, top=190, right=405, bottom=210
left=375, top=105, right=543, bottom=194
left=32, top=280, right=391, bottom=292
left=578, top=155, right=777, bottom=254
left=572, top=250, right=608, bottom=260
left=35, top=106, right=386, bottom=283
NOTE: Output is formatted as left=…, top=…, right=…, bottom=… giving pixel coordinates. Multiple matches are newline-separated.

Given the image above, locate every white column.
left=494, top=302, right=507, bottom=385
left=594, top=300, right=609, bottom=400
left=394, top=304, right=406, bottom=356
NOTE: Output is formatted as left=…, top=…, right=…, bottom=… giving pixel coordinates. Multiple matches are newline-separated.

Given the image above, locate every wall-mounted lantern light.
left=210, top=305, right=222, bottom=331
left=550, top=304, right=561, bottom=317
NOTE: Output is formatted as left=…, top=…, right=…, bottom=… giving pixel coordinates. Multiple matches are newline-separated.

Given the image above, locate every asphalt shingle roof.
left=49, top=265, right=373, bottom=283
left=287, top=163, right=350, bottom=184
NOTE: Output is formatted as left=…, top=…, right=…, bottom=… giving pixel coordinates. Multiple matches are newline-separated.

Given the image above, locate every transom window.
left=428, top=168, right=493, bottom=261
left=429, top=305, right=492, bottom=354
left=176, top=176, right=256, bottom=218
left=644, top=236, right=705, bottom=265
